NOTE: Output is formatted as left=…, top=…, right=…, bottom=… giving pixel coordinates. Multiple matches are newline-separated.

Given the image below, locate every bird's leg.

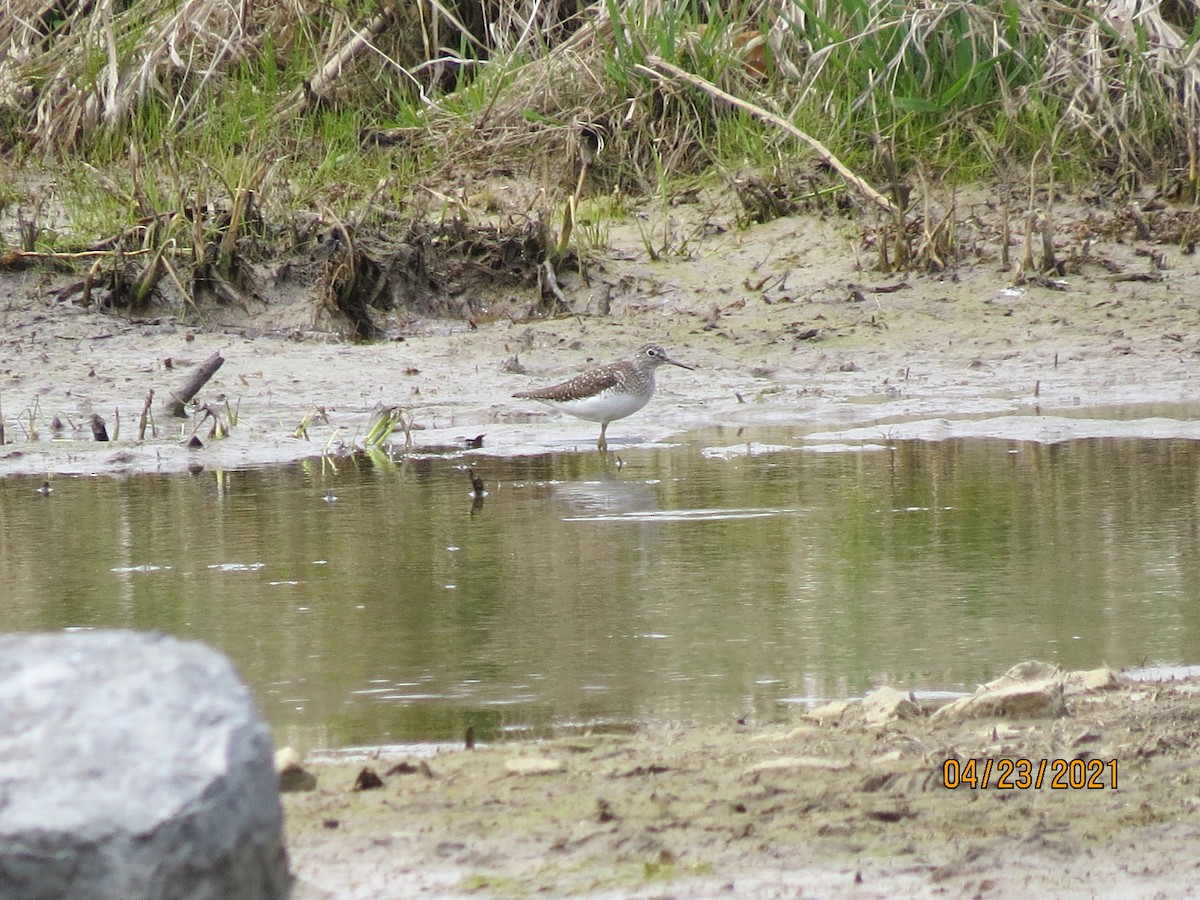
left=597, top=423, right=608, bottom=452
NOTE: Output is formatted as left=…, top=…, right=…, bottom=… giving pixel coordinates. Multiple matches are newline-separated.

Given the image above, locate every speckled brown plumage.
left=513, top=344, right=693, bottom=451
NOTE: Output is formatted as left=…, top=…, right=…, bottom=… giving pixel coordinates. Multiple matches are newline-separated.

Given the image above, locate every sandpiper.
left=513, top=343, right=694, bottom=451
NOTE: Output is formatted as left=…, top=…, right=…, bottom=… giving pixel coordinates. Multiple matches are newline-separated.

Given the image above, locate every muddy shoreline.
left=5, top=201, right=1200, bottom=896
left=3, top=207, right=1200, bottom=480
left=283, top=665, right=1200, bottom=899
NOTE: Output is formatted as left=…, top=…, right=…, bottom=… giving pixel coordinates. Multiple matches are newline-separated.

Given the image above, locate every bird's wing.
left=513, top=367, right=621, bottom=401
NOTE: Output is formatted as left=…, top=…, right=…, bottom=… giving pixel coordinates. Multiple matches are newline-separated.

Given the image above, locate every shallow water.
left=3, top=424, right=1200, bottom=751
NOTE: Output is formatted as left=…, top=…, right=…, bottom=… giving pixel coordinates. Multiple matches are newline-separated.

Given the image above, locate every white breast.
left=538, top=384, right=654, bottom=424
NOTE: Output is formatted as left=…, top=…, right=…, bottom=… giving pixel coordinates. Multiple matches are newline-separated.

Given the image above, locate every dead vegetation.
left=4, top=1, right=1200, bottom=333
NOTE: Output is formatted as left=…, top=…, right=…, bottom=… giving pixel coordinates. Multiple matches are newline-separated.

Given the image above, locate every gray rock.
left=0, top=630, right=291, bottom=900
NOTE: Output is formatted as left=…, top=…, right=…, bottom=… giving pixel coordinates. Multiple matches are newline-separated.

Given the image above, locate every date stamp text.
left=942, top=757, right=1117, bottom=790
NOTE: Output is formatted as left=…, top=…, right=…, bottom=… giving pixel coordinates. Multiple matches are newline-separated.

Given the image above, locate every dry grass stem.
left=642, top=56, right=901, bottom=217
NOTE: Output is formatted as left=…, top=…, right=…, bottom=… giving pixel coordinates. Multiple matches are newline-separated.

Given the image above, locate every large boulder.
left=0, top=631, right=291, bottom=900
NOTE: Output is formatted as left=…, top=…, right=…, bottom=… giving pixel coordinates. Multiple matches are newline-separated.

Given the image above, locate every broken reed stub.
left=162, top=351, right=225, bottom=418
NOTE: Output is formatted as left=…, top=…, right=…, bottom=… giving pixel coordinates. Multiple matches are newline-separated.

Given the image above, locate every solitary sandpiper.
left=513, top=343, right=694, bottom=451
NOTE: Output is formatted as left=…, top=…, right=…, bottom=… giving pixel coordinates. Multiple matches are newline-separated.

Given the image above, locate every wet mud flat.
left=5, top=199, right=1200, bottom=898
left=6, top=192, right=1200, bottom=479
left=284, top=668, right=1200, bottom=899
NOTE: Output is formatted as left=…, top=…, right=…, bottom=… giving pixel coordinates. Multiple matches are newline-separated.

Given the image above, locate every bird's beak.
left=666, top=354, right=695, bottom=370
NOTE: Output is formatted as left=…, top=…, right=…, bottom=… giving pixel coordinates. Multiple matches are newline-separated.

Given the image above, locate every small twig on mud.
left=90, top=413, right=109, bottom=442
left=1127, top=204, right=1152, bottom=241
left=138, top=389, right=155, bottom=441
left=540, top=258, right=569, bottom=311
left=82, top=258, right=102, bottom=307
left=161, top=351, right=225, bottom=418
left=557, top=194, right=576, bottom=259
left=1040, top=214, right=1059, bottom=274
left=1108, top=272, right=1164, bottom=284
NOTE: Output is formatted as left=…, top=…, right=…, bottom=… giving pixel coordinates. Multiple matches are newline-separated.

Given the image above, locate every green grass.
left=3, top=0, right=1199, bottom=277
left=17, top=1, right=1198, bottom=193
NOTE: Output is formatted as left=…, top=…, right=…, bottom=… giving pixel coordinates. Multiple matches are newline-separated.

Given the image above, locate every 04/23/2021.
left=942, top=757, right=1117, bottom=790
